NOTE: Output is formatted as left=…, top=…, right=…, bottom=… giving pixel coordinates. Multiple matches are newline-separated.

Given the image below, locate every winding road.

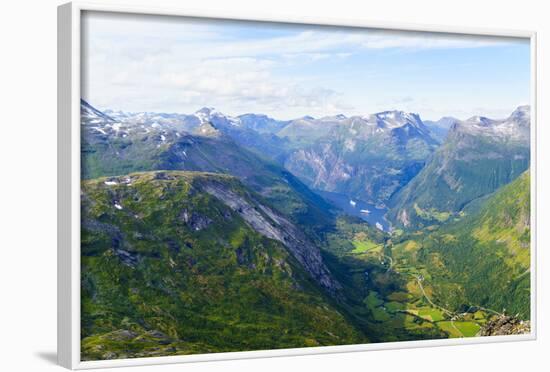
left=373, top=244, right=502, bottom=337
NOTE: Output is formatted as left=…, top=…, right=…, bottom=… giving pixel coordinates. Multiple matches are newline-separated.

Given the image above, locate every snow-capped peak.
left=374, top=110, right=422, bottom=129
left=194, top=107, right=217, bottom=124
left=193, top=107, right=241, bottom=127
left=466, top=115, right=493, bottom=126
left=454, top=107, right=530, bottom=140
left=81, top=99, right=115, bottom=123
left=508, top=105, right=530, bottom=123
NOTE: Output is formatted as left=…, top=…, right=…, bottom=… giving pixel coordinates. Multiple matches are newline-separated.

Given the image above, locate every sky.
left=81, top=11, right=531, bottom=121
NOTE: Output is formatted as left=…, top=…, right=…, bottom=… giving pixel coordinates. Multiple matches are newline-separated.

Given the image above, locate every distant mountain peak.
left=509, top=105, right=530, bottom=121
left=377, top=110, right=419, bottom=120
left=438, top=116, right=460, bottom=125
left=195, top=107, right=221, bottom=125
left=448, top=106, right=530, bottom=142
left=377, top=110, right=404, bottom=116
left=372, top=110, right=423, bottom=130
left=192, top=107, right=245, bottom=129
left=80, top=99, right=115, bottom=123
left=466, top=115, right=493, bottom=126
left=195, top=107, right=218, bottom=115
left=514, top=104, right=530, bottom=112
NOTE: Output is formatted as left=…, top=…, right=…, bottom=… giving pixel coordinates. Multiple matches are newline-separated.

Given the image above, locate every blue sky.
left=82, top=11, right=531, bottom=121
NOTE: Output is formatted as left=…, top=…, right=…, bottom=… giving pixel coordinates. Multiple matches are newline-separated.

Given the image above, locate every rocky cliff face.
left=84, top=171, right=340, bottom=293
left=479, top=315, right=531, bottom=336
left=203, top=179, right=340, bottom=293
left=284, top=111, right=438, bottom=203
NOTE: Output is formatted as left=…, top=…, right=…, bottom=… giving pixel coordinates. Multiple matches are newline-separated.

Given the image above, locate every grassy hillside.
left=313, top=171, right=531, bottom=342
left=81, top=171, right=363, bottom=360
left=391, top=171, right=531, bottom=318
left=82, top=131, right=336, bottom=239
left=388, top=131, right=529, bottom=229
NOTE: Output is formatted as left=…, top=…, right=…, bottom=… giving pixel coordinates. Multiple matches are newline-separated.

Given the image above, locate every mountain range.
left=283, top=110, right=440, bottom=204
left=80, top=99, right=531, bottom=359
left=82, top=97, right=530, bottom=233
left=388, top=105, right=530, bottom=228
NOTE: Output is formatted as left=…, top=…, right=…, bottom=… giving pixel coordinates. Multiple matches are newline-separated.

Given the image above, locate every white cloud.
left=81, top=11, right=527, bottom=118
left=156, top=57, right=352, bottom=116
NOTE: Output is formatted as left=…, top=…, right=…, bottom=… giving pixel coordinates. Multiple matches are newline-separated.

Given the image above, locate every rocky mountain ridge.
left=388, top=106, right=530, bottom=228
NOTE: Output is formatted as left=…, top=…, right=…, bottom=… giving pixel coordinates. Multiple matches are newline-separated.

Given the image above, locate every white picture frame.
left=58, top=1, right=538, bottom=369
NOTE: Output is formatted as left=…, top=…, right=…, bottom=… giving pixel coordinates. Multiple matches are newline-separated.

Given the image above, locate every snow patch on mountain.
left=457, top=106, right=530, bottom=140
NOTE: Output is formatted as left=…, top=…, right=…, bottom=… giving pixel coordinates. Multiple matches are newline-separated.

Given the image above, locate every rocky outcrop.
left=179, top=209, right=212, bottom=231
left=81, top=219, right=139, bottom=267
left=479, top=315, right=531, bottom=336
left=202, top=180, right=341, bottom=294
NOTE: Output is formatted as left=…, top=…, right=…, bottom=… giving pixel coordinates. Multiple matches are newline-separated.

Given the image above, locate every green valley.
left=317, top=170, right=531, bottom=341
left=79, top=100, right=532, bottom=360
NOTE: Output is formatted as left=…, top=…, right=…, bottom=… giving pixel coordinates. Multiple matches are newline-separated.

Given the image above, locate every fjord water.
left=315, top=190, right=390, bottom=231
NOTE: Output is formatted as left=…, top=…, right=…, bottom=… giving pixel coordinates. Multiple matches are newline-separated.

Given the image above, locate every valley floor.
left=328, top=237, right=492, bottom=340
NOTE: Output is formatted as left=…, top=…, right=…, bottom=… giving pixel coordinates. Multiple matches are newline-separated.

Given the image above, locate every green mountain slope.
left=81, top=120, right=335, bottom=237
left=314, top=171, right=530, bottom=342
left=81, top=171, right=363, bottom=360
left=388, top=107, right=530, bottom=229
left=392, top=171, right=531, bottom=319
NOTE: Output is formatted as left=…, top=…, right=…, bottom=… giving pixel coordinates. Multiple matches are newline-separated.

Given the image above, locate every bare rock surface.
left=479, top=315, right=531, bottom=336
left=203, top=181, right=341, bottom=294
